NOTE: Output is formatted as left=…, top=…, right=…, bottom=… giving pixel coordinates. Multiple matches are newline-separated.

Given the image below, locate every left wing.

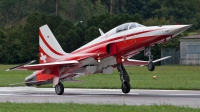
left=6, top=60, right=79, bottom=71
left=6, top=52, right=98, bottom=71
left=123, top=56, right=171, bottom=66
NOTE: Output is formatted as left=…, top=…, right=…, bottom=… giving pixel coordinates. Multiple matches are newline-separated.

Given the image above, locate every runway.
left=0, top=87, right=200, bottom=108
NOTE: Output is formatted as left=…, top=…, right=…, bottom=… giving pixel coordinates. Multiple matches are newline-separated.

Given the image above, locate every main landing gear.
left=116, top=63, right=130, bottom=93
left=144, top=46, right=155, bottom=71
left=55, top=82, right=64, bottom=95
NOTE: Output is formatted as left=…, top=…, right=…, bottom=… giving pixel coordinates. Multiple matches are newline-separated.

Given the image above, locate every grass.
left=188, top=32, right=198, bottom=36
left=0, top=65, right=31, bottom=86
left=0, top=103, right=200, bottom=112
left=1, top=65, right=200, bottom=90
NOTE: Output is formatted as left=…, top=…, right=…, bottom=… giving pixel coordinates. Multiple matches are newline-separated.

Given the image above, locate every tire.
left=55, top=83, right=64, bottom=95
left=121, top=82, right=130, bottom=93
left=148, top=61, right=155, bottom=71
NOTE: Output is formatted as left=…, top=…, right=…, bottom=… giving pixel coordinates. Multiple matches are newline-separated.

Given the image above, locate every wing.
left=123, top=56, right=171, bottom=66
left=6, top=60, right=78, bottom=71
left=123, top=59, right=148, bottom=66
left=6, top=52, right=98, bottom=71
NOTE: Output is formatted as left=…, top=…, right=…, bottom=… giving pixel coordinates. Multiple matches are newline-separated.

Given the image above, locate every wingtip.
left=6, top=60, right=36, bottom=71
left=30, top=60, right=36, bottom=64
left=6, top=69, right=10, bottom=71
left=165, top=56, right=172, bottom=59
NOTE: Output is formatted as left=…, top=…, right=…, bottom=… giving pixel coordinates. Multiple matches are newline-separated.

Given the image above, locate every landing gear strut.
left=144, top=46, right=155, bottom=71
left=116, top=63, right=130, bottom=93
left=55, top=82, right=64, bottom=95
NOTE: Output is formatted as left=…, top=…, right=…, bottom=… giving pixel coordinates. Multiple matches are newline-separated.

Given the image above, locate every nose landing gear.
left=145, top=46, right=155, bottom=71
left=148, top=56, right=155, bottom=71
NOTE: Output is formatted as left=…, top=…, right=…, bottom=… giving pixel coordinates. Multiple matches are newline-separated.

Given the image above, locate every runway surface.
left=0, top=87, right=200, bottom=108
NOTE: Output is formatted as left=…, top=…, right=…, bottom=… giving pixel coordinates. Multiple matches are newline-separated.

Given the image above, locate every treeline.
left=0, top=0, right=199, bottom=64
left=0, top=0, right=200, bottom=30
left=0, top=0, right=107, bottom=26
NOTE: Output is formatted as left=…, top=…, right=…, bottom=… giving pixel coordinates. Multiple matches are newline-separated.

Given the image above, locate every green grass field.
left=0, top=103, right=199, bottom=112
left=1, top=65, right=200, bottom=90
left=1, top=65, right=200, bottom=110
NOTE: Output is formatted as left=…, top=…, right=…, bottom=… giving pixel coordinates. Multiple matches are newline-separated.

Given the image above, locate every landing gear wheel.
left=148, top=61, right=155, bottom=71
left=121, top=82, right=130, bottom=93
left=55, top=82, right=64, bottom=95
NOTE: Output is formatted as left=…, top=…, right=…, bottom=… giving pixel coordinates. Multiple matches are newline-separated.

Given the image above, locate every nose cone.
left=170, top=24, right=192, bottom=37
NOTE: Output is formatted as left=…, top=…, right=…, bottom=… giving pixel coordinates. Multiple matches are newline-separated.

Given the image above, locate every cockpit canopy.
left=116, top=22, right=145, bottom=33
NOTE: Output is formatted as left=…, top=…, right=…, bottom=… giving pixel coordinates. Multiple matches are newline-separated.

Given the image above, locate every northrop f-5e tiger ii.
left=7, top=22, right=191, bottom=95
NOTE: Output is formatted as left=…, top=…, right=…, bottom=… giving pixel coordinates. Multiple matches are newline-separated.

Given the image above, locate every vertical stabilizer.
left=39, top=25, right=67, bottom=64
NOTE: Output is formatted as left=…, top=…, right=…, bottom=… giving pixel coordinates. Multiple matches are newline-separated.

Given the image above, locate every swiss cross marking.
left=40, top=53, right=47, bottom=63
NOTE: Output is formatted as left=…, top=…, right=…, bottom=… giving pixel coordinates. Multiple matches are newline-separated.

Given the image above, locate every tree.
left=19, top=13, right=47, bottom=62
left=84, top=26, right=99, bottom=44
left=0, top=0, right=15, bottom=25
left=38, top=0, right=55, bottom=14
left=46, top=14, right=63, bottom=33
left=65, top=30, right=81, bottom=52
left=54, top=19, right=73, bottom=36
left=133, top=13, right=143, bottom=24
left=2, top=25, right=24, bottom=63
left=74, top=26, right=85, bottom=46
left=54, top=19, right=74, bottom=51
left=0, top=30, right=6, bottom=62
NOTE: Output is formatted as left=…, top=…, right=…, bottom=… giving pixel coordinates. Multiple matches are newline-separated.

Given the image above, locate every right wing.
left=123, top=56, right=171, bottom=66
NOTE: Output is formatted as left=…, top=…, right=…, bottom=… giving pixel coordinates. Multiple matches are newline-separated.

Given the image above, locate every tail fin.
left=39, top=24, right=67, bottom=64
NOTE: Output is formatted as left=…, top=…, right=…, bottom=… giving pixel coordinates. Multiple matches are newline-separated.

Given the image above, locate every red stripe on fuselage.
left=72, top=29, right=162, bottom=54
left=39, top=30, right=63, bottom=56
left=93, top=35, right=171, bottom=61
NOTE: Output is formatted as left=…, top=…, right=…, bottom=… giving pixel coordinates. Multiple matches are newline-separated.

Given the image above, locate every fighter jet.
left=7, top=22, right=191, bottom=95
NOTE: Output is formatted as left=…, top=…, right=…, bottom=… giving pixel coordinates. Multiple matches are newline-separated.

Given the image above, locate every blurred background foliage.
left=0, top=0, right=199, bottom=63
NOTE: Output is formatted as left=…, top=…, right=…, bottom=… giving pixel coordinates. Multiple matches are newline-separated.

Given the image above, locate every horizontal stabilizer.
left=9, top=80, right=47, bottom=86
left=10, top=79, right=83, bottom=86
